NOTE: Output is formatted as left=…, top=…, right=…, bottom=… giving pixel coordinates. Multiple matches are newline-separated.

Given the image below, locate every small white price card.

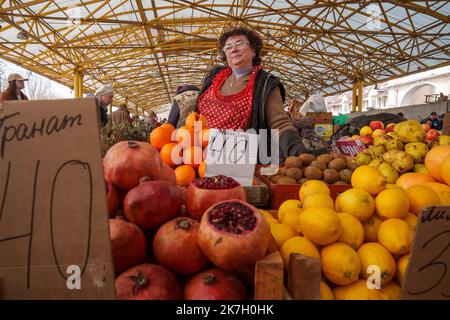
left=204, top=129, right=259, bottom=186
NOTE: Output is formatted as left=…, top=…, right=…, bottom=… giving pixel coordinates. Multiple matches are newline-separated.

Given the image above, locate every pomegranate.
left=184, top=268, right=248, bottom=300
left=186, top=175, right=246, bottom=220
left=197, top=199, right=270, bottom=270
left=153, top=217, right=208, bottom=275
left=109, top=219, right=147, bottom=274
left=103, top=140, right=162, bottom=191
left=106, top=180, right=119, bottom=218
left=115, top=263, right=181, bottom=300
left=124, top=180, right=181, bottom=230
left=158, top=163, right=176, bottom=186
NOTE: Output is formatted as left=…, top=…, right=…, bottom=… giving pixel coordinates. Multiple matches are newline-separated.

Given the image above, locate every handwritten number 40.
left=0, top=160, right=92, bottom=289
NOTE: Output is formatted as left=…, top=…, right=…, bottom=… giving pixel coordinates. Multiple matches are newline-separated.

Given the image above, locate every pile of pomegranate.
left=104, top=141, right=270, bottom=300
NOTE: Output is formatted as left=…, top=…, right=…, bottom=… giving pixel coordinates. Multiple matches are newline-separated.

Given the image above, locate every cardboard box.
left=306, top=112, right=333, bottom=124
left=314, top=124, right=334, bottom=141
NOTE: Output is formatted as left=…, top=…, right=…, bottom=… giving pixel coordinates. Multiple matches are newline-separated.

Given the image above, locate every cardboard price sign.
left=204, top=129, right=259, bottom=186
left=333, top=140, right=366, bottom=157
left=401, top=206, right=450, bottom=300
left=0, top=99, right=115, bottom=299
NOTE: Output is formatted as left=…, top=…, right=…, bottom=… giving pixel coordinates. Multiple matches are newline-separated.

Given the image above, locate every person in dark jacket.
left=94, top=85, right=113, bottom=127
left=0, top=73, right=29, bottom=101
left=167, top=84, right=200, bottom=128
left=195, top=26, right=325, bottom=160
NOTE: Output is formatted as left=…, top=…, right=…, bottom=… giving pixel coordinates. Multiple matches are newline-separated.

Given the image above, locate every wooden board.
left=254, top=251, right=284, bottom=300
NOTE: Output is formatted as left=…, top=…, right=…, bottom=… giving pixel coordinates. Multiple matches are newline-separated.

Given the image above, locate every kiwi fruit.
left=316, top=154, right=334, bottom=165
left=339, top=169, right=352, bottom=184
left=328, top=158, right=347, bottom=171
left=276, top=176, right=298, bottom=185
left=286, top=167, right=303, bottom=180
left=278, top=167, right=287, bottom=176
left=333, top=181, right=348, bottom=185
left=333, top=153, right=347, bottom=160
left=285, top=156, right=303, bottom=169
left=299, top=178, right=310, bottom=184
left=298, top=153, right=315, bottom=166
left=323, top=169, right=340, bottom=184
left=270, top=175, right=284, bottom=183
left=346, top=161, right=360, bottom=171
left=304, top=166, right=323, bottom=180
left=310, top=160, right=327, bottom=171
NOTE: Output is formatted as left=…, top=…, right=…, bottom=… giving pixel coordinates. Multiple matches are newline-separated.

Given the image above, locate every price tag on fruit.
left=401, top=206, right=450, bottom=300
left=0, top=99, right=115, bottom=299
left=204, top=129, right=259, bottom=186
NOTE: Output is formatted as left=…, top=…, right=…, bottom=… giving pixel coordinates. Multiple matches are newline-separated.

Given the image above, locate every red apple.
left=426, top=129, right=440, bottom=141
left=369, top=121, right=385, bottom=131
left=386, top=123, right=396, bottom=133
left=360, top=135, right=373, bottom=145
left=421, top=123, right=431, bottom=133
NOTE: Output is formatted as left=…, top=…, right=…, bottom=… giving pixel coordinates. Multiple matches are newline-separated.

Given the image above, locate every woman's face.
left=15, top=80, right=25, bottom=90
left=223, top=35, right=255, bottom=69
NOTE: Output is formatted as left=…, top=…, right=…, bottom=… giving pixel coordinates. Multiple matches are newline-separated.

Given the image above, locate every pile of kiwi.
left=266, top=153, right=359, bottom=185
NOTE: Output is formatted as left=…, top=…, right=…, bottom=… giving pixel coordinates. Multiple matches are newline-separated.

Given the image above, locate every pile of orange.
left=150, top=112, right=210, bottom=186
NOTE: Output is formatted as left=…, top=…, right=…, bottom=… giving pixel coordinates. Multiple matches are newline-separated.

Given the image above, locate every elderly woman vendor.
left=195, top=27, right=325, bottom=159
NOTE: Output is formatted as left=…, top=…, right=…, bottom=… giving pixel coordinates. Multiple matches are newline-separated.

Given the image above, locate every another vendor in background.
left=110, top=103, right=131, bottom=125
left=0, top=73, right=29, bottom=101
left=167, top=84, right=200, bottom=128
left=195, top=26, right=325, bottom=159
left=95, top=85, right=114, bottom=127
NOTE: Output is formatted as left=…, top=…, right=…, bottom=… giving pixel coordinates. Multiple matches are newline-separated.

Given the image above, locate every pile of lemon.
left=260, top=165, right=442, bottom=300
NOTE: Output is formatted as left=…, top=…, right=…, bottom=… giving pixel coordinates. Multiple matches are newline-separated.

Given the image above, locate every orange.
left=183, top=146, right=204, bottom=169
left=198, top=160, right=206, bottom=178
left=175, top=126, right=195, bottom=148
left=160, top=142, right=182, bottom=167
left=440, top=155, right=450, bottom=186
left=351, top=166, right=386, bottom=196
left=186, top=112, right=207, bottom=130
left=160, top=123, right=175, bottom=135
left=174, top=165, right=196, bottom=186
left=201, top=128, right=210, bottom=148
left=396, top=172, right=435, bottom=190
left=150, top=126, right=173, bottom=150
left=424, top=145, right=450, bottom=182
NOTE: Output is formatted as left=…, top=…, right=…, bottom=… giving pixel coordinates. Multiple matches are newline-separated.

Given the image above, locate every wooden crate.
left=244, top=177, right=269, bottom=207
left=256, top=167, right=352, bottom=210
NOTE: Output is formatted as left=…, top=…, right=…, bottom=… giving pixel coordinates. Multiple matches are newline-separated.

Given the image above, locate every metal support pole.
left=358, top=80, right=363, bottom=112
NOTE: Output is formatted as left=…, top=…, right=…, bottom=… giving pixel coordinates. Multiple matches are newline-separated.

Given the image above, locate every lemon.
left=280, top=209, right=302, bottom=233
left=278, top=199, right=302, bottom=221
left=357, top=242, right=396, bottom=285
left=363, top=214, right=383, bottom=242
left=280, top=236, right=320, bottom=266
left=320, top=281, right=335, bottom=300
left=335, top=188, right=375, bottom=221
left=298, top=207, right=342, bottom=245
left=337, top=212, right=364, bottom=249
left=396, top=253, right=410, bottom=285
left=351, top=165, right=386, bottom=196
left=321, top=242, right=361, bottom=285
left=333, top=280, right=390, bottom=300
left=375, top=188, right=410, bottom=219
left=381, top=282, right=401, bottom=300
left=405, top=185, right=440, bottom=216
left=404, top=213, right=417, bottom=231
left=302, top=193, right=335, bottom=210
left=421, top=182, right=450, bottom=205
left=299, top=180, right=330, bottom=202
left=270, top=223, right=297, bottom=248
left=378, top=219, right=413, bottom=255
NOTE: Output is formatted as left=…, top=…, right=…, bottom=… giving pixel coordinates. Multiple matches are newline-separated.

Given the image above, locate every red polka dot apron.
left=198, top=66, right=262, bottom=130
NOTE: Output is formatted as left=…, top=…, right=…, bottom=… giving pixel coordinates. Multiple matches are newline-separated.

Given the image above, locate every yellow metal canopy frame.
left=0, top=0, right=449, bottom=115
